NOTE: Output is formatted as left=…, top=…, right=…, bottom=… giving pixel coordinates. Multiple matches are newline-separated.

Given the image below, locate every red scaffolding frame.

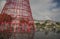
left=1, top=0, right=35, bottom=39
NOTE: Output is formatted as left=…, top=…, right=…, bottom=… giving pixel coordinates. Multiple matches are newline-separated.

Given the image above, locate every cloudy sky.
left=0, top=0, right=60, bottom=22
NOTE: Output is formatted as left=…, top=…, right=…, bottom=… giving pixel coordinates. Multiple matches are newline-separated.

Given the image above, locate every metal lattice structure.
left=1, top=0, right=35, bottom=39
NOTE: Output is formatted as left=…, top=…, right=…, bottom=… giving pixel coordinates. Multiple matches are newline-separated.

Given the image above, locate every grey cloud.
left=0, top=0, right=60, bottom=21
left=0, top=1, right=6, bottom=13
left=30, top=0, right=60, bottom=21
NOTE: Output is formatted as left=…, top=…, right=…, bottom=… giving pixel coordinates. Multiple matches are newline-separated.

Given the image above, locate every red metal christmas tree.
left=1, top=0, right=35, bottom=39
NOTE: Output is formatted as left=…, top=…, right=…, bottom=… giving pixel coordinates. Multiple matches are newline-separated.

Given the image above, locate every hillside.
left=34, top=20, right=60, bottom=31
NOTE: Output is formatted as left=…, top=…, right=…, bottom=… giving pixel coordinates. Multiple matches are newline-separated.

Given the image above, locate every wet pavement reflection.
left=34, top=31, right=60, bottom=39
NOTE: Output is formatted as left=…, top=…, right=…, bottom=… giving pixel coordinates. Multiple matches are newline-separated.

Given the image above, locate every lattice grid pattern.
left=1, top=0, right=35, bottom=39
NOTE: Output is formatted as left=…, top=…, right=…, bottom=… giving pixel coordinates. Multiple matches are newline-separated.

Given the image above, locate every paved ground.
left=9, top=31, right=60, bottom=39
left=34, top=31, right=60, bottom=39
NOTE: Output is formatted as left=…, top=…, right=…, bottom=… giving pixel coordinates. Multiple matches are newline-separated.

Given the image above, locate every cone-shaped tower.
left=1, top=0, right=35, bottom=39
